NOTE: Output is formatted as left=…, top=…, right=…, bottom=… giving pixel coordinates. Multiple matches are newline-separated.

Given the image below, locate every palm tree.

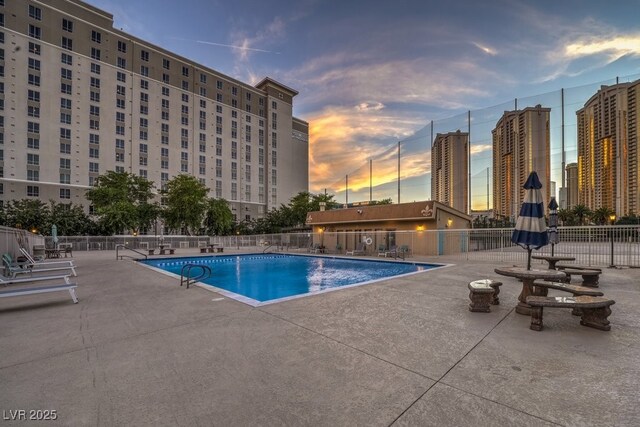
left=557, top=208, right=574, bottom=226
left=572, top=204, right=591, bottom=225
left=590, top=206, right=615, bottom=225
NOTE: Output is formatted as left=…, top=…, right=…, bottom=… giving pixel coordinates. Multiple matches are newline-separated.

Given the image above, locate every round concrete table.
left=531, top=255, right=576, bottom=269
left=494, top=267, right=567, bottom=315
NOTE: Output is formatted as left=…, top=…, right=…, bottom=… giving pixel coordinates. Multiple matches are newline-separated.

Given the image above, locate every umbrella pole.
left=551, top=243, right=555, bottom=257
left=527, top=248, right=532, bottom=270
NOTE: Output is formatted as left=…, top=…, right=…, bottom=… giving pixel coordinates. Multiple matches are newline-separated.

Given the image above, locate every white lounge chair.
left=346, top=243, right=365, bottom=256
left=20, top=247, right=75, bottom=267
left=0, top=283, right=78, bottom=304
left=1, top=273, right=73, bottom=286
left=2, top=254, right=77, bottom=278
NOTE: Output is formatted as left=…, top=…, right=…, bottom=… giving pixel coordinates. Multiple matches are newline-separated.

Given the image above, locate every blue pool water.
left=141, top=254, right=442, bottom=305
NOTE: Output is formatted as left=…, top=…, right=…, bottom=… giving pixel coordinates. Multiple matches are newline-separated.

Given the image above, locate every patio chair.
left=377, top=245, right=387, bottom=257
left=346, top=242, right=365, bottom=256
left=2, top=254, right=77, bottom=278
left=384, top=245, right=398, bottom=257
left=20, top=247, right=75, bottom=267
left=1, top=273, right=73, bottom=287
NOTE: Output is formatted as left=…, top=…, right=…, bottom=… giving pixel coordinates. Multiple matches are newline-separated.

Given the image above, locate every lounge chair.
left=1, top=273, right=73, bottom=286
left=0, top=283, right=78, bottom=304
left=384, top=245, right=398, bottom=258
left=377, top=245, right=387, bottom=257
left=20, top=247, right=75, bottom=267
left=346, top=243, right=365, bottom=256
left=3, top=254, right=77, bottom=278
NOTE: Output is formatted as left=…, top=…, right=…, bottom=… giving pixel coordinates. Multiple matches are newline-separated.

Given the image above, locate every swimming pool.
left=141, top=254, right=445, bottom=306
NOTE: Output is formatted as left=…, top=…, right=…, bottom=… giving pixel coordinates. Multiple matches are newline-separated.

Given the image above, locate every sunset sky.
left=89, top=0, right=640, bottom=208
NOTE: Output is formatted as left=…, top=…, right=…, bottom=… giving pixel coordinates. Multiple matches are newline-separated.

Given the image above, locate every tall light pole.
left=609, top=214, right=616, bottom=268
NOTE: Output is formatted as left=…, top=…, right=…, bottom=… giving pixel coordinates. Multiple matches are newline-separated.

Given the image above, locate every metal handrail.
left=263, top=244, right=277, bottom=253
left=115, top=244, right=148, bottom=260
left=180, top=264, right=212, bottom=289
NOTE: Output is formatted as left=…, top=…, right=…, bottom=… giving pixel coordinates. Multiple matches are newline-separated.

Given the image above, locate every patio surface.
left=1, top=249, right=639, bottom=426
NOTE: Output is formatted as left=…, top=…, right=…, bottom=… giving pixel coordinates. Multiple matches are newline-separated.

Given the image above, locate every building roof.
left=306, top=201, right=471, bottom=225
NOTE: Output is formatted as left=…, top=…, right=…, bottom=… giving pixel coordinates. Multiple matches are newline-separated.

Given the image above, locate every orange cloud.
left=309, top=106, right=429, bottom=194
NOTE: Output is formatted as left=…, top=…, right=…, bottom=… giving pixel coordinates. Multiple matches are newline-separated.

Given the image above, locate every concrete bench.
left=0, top=283, right=78, bottom=304
left=561, top=269, right=601, bottom=287
left=468, top=280, right=501, bottom=312
left=555, top=264, right=602, bottom=272
left=526, top=296, right=614, bottom=331
left=532, top=280, right=604, bottom=297
left=533, top=280, right=604, bottom=316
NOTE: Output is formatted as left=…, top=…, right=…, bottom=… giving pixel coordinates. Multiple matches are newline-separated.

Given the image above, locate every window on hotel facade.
left=28, top=58, right=40, bottom=70
left=163, top=58, right=170, bottom=69
left=27, top=186, right=39, bottom=197
left=28, top=25, right=41, bottom=39
left=29, top=42, right=41, bottom=55
left=91, top=30, right=101, bottom=43
left=182, top=66, right=189, bottom=77
left=61, top=37, right=72, bottom=51
left=117, top=40, right=127, bottom=53
left=140, top=50, right=149, bottom=61
left=117, top=57, right=126, bottom=69
left=91, top=63, right=100, bottom=74
left=90, top=47, right=100, bottom=60
left=60, top=188, right=71, bottom=199
left=27, top=137, right=39, bottom=149
left=28, top=106, right=39, bottom=118
left=29, top=5, right=42, bottom=20
left=62, top=19, right=73, bottom=32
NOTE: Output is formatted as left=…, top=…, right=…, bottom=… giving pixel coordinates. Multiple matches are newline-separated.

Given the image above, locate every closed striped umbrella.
left=511, top=172, right=549, bottom=270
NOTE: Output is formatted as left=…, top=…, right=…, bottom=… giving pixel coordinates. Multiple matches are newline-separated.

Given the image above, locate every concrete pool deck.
left=1, top=249, right=639, bottom=426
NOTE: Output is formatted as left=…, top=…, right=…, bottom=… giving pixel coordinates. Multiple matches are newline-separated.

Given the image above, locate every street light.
left=609, top=214, right=616, bottom=268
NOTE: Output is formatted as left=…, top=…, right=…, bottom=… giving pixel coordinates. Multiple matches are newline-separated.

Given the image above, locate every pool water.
left=141, top=254, right=443, bottom=305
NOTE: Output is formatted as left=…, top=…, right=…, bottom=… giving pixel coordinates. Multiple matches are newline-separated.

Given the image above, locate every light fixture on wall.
left=447, top=218, right=453, bottom=228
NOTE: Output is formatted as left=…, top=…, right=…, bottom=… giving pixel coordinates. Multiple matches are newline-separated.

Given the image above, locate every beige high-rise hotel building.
left=431, top=130, right=468, bottom=214
left=0, top=0, right=309, bottom=223
left=576, top=81, right=640, bottom=217
left=492, top=105, right=551, bottom=220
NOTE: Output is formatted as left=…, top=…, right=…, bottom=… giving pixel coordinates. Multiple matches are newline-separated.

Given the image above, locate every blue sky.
left=88, top=0, right=640, bottom=207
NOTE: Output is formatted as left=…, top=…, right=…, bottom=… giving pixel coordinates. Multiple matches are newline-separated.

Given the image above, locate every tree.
left=86, top=171, right=158, bottom=234
left=162, top=174, right=209, bottom=235
left=47, top=201, right=97, bottom=235
left=572, top=204, right=591, bottom=225
left=557, top=208, right=575, bottom=226
left=4, top=199, right=50, bottom=233
left=202, top=198, right=234, bottom=236
left=590, top=206, right=615, bottom=225
left=369, top=198, right=393, bottom=205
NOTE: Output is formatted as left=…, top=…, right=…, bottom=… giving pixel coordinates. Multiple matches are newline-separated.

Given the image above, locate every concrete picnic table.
left=494, top=267, right=567, bottom=315
left=531, top=255, right=576, bottom=269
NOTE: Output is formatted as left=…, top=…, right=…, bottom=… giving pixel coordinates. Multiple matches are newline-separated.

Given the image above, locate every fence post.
left=588, top=227, right=592, bottom=265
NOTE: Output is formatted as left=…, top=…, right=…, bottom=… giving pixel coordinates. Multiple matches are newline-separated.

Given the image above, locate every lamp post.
left=236, top=231, right=240, bottom=250
left=609, top=214, right=616, bottom=268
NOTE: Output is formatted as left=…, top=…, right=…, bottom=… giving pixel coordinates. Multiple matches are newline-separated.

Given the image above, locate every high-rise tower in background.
left=492, top=105, right=551, bottom=220
left=565, top=162, right=578, bottom=210
left=0, top=0, right=309, bottom=223
left=576, top=81, right=640, bottom=217
left=431, top=131, right=468, bottom=214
